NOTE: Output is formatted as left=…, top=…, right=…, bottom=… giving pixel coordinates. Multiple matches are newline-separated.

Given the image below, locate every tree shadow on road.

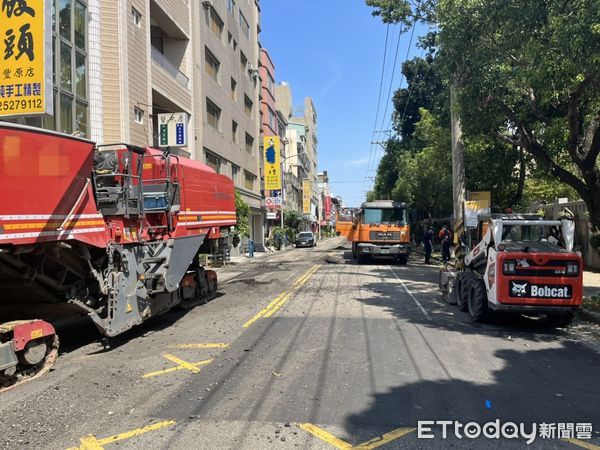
left=342, top=343, right=600, bottom=446
left=337, top=260, right=600, bottom=444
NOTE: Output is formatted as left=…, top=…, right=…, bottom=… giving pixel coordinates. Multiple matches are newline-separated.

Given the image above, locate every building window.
left=239, top=11, right=250, bottom=38
left=209, top=6, right=224, bottom=38
left=204, top=47, right=220, bottom=81
left=268, top=107, right=275, bottom=130
left=50, top=0, right=88, bottom=136
left=206, top=98, right=221, bottom=131
left=267, top=73, right=274, bottom=93
left=205, top=150, right=221, bottom=174
left=230, top=78, right=237, bottom=101
left=232, top=120, right=238, bottom=143
left=132, top=7, right=142, bottom=26
left=231, top=164, right=240, bottom=185
left=134, top=107, right=144, bottom=124
left=244, top=171, right=255, bottom=190
left=244, top=94, right=253, bottom=117
left=227, top=32, right=238, bottom=51
left=227, top=0, right=235, bottom=14
left=245, top=132, right=254, bottom=153
left=240, top=51, right=247, bottom=73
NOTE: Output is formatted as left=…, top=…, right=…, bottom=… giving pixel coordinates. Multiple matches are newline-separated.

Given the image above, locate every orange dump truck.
left=348, top=201, right=411, bottom=264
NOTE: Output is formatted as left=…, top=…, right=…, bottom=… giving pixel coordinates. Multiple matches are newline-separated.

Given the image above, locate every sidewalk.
left=584, top=270, right=600, bottom=299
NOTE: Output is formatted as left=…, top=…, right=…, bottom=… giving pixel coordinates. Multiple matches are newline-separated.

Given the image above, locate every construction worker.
left=440, top=225, right=452, bottom=264
left=423, top=226, right=434, bottom=264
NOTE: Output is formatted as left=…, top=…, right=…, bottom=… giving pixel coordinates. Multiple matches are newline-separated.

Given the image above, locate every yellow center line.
left=142, top=357, right=213, bottom=378
left=68, top=420, right=176, bottom=450
left=243, top=264, right=321, bottom=328
left=263, top=291, right=294, bottom=318
left=564, top=438, right=600, bottom=450
left=356, top=427, right=416, bottom=449
left=169, top=343, right=229, bottom=349
left=298, top=423, right=353, bottom=449
left=297, top=423, right=416, bottom=449
left=242, top=291, right=290, bottom=328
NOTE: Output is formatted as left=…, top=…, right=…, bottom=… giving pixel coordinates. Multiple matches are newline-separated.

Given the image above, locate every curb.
left=577, top=308, right=600, bottom=325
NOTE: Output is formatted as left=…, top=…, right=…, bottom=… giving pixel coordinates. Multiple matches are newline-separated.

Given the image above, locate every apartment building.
left=259, top=47, right=278, bottom=229
left=1, top=0, right=264, bottom=248
left=194, top=0, right=264, bottom=248
left=275, top=83, right=319, bottom=223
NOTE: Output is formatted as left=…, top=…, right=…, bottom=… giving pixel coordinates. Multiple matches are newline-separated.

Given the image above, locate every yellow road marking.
left=169, top=343, right=229, bottom=349
left=142, top=356, right=213, bottom=378
left=263, top=291, right=294, bottom=318
left=298, top=423, right=353, bottom=449
left=242, top=291, right=291, bottom=328
left=243, top=264, right=321, bottom=328
left=564, top=439, right=600, bottom=450
left=68, top=420, right=176, bottom=450
left=356, top=427, right=416, bottom=449
left=298, top=423, right=415, bottom=449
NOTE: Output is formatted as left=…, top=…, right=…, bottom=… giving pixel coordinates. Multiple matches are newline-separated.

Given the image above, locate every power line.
left=367, top=23, right=418, bottom=195
left=364, top=24, right=391, bottom=197
left=365, top=25, right=403, bottom=195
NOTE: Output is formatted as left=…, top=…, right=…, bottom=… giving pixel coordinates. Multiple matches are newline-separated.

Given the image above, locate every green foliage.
left=366, top=0, right=600, bottom=229
left=583, top=294, right=600, bottom=312
left=435, top=0, right=600, bottom=226
left=365, top=0, right=435, bottom=26
left=283, top=210, right=302, bottom=231
left=233, top=190, right=250, bottom=248
left=522, top=176, right=579, bottom=206
left=271, top=226, right=297, bottom=250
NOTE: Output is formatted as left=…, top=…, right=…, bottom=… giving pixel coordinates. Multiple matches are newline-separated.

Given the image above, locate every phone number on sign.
left=0, top=99, right=43, bottom=112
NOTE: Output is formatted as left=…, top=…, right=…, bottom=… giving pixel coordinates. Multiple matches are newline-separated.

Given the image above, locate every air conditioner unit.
left=248, top=64, right=255, bottom=74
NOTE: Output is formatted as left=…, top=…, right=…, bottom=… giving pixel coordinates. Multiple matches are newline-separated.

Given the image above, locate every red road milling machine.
left=0, top=123, right=236, bottom=390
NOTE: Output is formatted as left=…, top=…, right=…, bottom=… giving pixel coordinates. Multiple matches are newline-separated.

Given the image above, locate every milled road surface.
left=1, top=237, right=599, bottom=449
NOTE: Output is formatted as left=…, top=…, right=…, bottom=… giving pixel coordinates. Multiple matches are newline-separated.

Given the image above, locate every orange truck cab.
left=348, top=201, right=411, bottom=264
left=335, top=207, right=356, bottom=238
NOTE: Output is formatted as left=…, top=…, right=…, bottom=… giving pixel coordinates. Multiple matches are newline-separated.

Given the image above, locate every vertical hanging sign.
left=263, top=136, right=281, bottom=190
left=0, top=0, right=53, bottom=116
left=157, top=112, right=188, bottom=147
left=302, top=179, right=311, bottom=215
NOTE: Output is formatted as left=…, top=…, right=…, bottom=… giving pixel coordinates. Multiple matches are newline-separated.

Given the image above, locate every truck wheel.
left=468, top=278, right=488, bottom=322
left=546, top=313, right=573, bottom=328
left=397, top=255, right=408, bottom=265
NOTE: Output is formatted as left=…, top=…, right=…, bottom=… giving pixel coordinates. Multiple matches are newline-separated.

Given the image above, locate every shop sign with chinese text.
left=0, top=0, right=53, bottom=116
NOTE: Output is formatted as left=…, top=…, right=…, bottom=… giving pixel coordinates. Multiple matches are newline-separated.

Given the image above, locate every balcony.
left=151, top=46, right=189, bottom=89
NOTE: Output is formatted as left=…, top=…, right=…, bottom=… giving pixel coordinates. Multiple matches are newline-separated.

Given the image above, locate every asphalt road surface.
left=1, top=237, right=599, bottom=449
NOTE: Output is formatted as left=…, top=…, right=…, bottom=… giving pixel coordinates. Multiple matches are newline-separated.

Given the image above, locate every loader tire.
left=457, top=272, right=474, bottom=312
left=468, top=278, right=489, bottom=322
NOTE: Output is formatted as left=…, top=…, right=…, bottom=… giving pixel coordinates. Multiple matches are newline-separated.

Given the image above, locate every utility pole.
left=450, top=84, right=466, bottom=243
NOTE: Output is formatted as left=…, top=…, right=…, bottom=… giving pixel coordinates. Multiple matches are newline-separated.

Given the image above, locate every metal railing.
left=151, top=46, right=190, bottom=89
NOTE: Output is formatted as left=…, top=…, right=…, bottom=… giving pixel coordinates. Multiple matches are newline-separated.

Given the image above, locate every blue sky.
left=260, top=0, right=425, bottom=206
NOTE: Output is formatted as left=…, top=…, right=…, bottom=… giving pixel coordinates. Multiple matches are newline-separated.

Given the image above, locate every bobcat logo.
left=511, top=282, right=528, bottom=297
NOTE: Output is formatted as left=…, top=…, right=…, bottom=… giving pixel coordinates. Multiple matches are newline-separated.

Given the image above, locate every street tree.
left=367, top=0, right=600, bottom=237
